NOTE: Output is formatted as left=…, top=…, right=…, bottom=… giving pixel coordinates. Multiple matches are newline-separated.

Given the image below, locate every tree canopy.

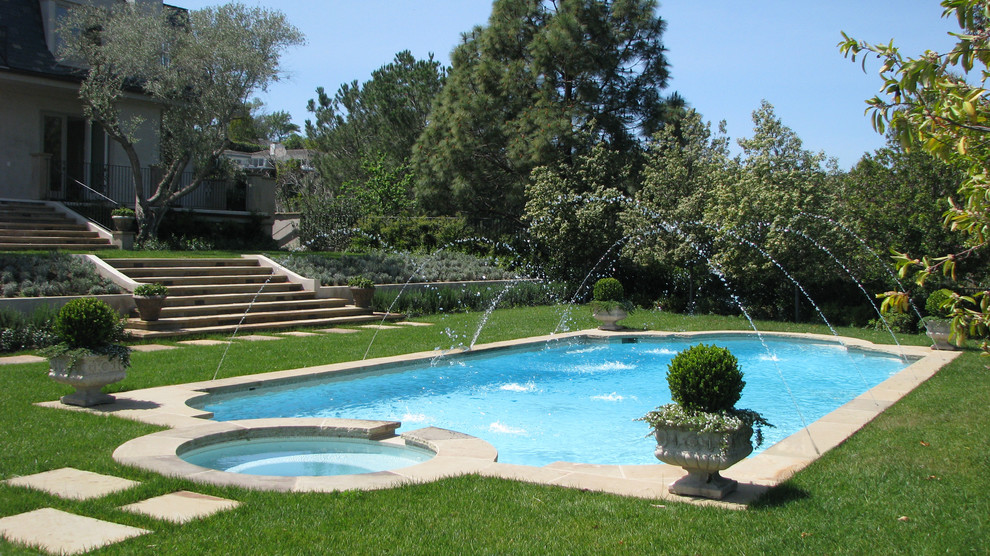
left=58, top=1, right=303, bottom=238
left=305, top=50, right=445, bottom=196
left=412, top=0, right=680, bottom=225
left=840, top=0, right=990, bottom=346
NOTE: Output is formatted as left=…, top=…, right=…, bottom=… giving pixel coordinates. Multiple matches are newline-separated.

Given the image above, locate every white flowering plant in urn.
left=639, top=343, right=771, bottom=499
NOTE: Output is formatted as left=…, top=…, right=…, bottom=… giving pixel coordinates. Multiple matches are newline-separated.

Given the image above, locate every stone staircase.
left=108, top=257, right=395, bottom=338
left=0, top=200, right=115, bottom=251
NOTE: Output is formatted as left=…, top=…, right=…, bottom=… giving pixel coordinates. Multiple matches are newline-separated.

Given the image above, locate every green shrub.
left=133, top=283, right=169, bottom=297
left=870, top=310, right=918, bottom=334
left=354, top=216, right=474, bottom=253
left=666, top=344, right=744, bottom=413
left=592, top=278, right=624, bottom=302
left=925, top=289, right=952, bottom=318
left=111, top=207, right=135, bottom=217
left=0, top=306, right=58, bottom=353
left=53, top=297, right=124, bottom=349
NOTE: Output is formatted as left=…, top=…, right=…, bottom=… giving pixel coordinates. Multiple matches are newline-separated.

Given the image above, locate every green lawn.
left=1, top=307, right=986, bottom=554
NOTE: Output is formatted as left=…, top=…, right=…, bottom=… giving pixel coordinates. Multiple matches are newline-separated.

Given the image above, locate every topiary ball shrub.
left=666, top=344, right=744, bottom=413
left=53, top=297, right=123, bottom=349
left=925, top=289, right=952, bottom=318
left=593, top=277, right=624, bottom=302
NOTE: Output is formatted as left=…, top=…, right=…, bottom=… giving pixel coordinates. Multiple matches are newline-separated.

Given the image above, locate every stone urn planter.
left=48, top=354, right=128, bottom=407
left=134, top=295, right=166, bottom=321
left=590, top=278, right=631, bottom=331
left=653, top=423, right=754, bottom=499
left=41, top=297, right=131, bottom=408
left=592, top=306, right=628, bottom=331
left=111, top=207, right=136, bottom=232
left=347, top=276, right=375, bottom=309
left=111, top=215, right=136, bottom=232
left=132, top=283, right=169, bottom=321
left=640, top=343, right=771, bottom=500
left=923, top=320, right=956, bottom=350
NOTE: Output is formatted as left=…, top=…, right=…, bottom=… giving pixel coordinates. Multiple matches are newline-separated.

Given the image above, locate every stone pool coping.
left=40, top=330, right=960, bottom=508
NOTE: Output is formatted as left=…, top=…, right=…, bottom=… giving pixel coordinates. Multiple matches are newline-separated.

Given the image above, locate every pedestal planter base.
left=48, top=354, right=127, bottom=407
left=653, top=424, right=753, bottom=500
left=593, top=307, right=627, bottom=331
left=923, top=321, right=956, bottom=351
left=669, top=470, right=738, bottom=499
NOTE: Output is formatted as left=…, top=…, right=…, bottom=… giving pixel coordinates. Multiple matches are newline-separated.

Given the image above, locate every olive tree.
left=58, top=2, right=303, bottom=239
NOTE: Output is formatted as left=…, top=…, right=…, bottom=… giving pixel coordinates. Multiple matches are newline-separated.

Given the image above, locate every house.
left=223, top=143, right=314, bottom=174
left=0, top=0, right=164, bottom=203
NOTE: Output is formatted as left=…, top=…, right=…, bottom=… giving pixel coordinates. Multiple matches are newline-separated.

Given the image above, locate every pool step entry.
left=109, top=257, right=398, bottom=338
left=0, top=200, right=115, bottom=251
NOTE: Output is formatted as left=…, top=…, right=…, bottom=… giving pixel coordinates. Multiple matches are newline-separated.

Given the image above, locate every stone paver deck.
left=0, top=354, right=46, bottom=365
left=120, top=490, right=240, bottom=523
left=178, top=339, right=230, bottom=346
left=3, top=468, right=140, bottom=500
left=0, top=508, right=150, bottom=555
left=316, top=328, right=360, bottom=334
left=236, top=334, right=282, bottom=341
left=358, top=324, right=402, bottom=330
left=129, top=344, right=179, bottom=353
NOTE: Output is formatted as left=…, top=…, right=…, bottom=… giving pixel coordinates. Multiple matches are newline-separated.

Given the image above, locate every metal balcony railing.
left=45, top=162, right=241, bottom=227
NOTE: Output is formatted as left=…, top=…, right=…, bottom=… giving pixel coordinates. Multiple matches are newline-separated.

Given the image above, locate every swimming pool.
left=193, top=334, right=913, bottom=467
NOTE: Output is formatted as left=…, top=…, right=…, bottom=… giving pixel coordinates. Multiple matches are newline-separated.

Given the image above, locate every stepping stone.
left=315, top=328, right=360, bottom=334
left=129, top=344, right=178, bottom=353
left=358, top=325, right=402, bottom=330
left=0, top=354, right=46, bottom=365
left=236, top=334, right=282, bottom=341
left=0, top=508, right=150, bottom=555
left=394, top=321, right=433, bottom=327
left=178, top=339, right=231, bottom=346
left=277, top=331, right=321, bottom=337
left=3, top=468, right=140, bottom=500
left=120, top=490, right=240, bottom=524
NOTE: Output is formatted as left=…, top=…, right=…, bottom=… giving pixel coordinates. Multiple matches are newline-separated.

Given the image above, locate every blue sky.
left=178, top=0, right=960, bottom=169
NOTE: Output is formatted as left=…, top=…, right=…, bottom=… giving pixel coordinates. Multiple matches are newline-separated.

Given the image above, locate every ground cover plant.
left=274, top=250, right=521, bottom=285
left=372, top=281, right=567, bottom=316
left=0, top=253, right=119, bottom=298
left=1, top=307, right=986, bottom=554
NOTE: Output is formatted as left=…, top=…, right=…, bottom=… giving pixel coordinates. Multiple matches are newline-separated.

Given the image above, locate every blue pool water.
left=199, top=336, right=911, bottom=466
left=181, top=436, right=435, bottom=476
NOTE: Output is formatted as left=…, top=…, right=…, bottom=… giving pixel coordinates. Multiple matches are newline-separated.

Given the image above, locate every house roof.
left=0, top=0, right=83, bottom=81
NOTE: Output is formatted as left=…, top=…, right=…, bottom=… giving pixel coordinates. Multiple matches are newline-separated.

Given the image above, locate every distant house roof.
left=0, top=0, right=82, bottom=81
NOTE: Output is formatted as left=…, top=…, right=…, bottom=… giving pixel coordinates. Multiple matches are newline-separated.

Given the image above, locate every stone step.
left=131, top=273, right=286, bottom=287
left=125, top=313, right=401, bottom=339
left=161, top=290, right=318, bottom=307
left=0, top=235, right=107, bottom=245
left=127, top=305, right=373, bottom=330
left=0, top=215, right=85, bottom=225
left=0, top=221, right=90, bottom=231
left=0, top=228, right=100, bottom=238
left=157, top=297, right=348, bottom=318
left=122, top=265, right=273, bottom=278
left=0, top=242, right=117, bottom=251
left=157, top=282, right=301, bottom=296
left=108, top=258, right=261, bottom=269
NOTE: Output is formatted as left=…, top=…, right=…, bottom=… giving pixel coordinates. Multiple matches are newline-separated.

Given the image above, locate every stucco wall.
left=0, top=73, right=161, bottom=201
